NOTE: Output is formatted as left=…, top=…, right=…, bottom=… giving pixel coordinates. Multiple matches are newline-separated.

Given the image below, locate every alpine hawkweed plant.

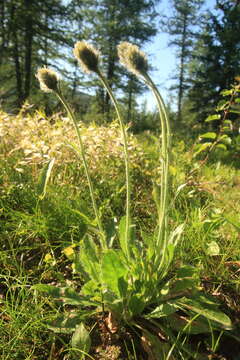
left=118, top=42, right=171, bottom=271
left=73, top=41, right=132, bottom=261
left=34, top=44, right=232, bottom=359
left=36, top=67, right=106, bottom=249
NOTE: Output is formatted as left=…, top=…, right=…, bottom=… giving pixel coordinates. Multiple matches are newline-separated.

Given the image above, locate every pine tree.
left=79, top=0, right=159, bottom=120
left=0, top=0, right=71, bottom=110
left=163, top=0, right=204, bottom=122
left=188, top=0, right=240, bottom=122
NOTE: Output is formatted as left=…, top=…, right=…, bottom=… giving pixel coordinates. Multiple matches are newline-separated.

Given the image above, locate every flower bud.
left=36, top=68, right=59, bottom=93
left=73, top=41, right=100, bottom=74
left=117, top=42, right=148, bottom=76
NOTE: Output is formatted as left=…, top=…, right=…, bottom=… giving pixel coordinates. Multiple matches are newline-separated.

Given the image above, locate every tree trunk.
left=0, top=0, right=5, bottom=66
left=23, top=0, right=34, bottom=102
left=127, top=77, right=133, bottom=123
left=177, top=14, right=187, bottom=123
left=10, top=4, right=24, bottom=107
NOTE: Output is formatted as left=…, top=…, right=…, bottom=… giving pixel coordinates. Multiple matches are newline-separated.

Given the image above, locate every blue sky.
left=141, top=0, right=216, bottom=110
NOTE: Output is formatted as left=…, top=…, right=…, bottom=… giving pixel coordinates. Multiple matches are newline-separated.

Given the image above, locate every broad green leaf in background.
left=167, top=313, right=211, bottom=335
left=216, top=144, right=227, bottom=150
left=79, top=235, right=101, bottom=282
left=33, top=284, right=97, bottom=306
left=102, top=249, right=127, bottom=296
left=205, top=114, right=221, bottom=122
left=220, top=89, right=234, bottom=96
left=118, top=277, right=128, bottom=299
left=145, top=303, right=177, bottom=319
left=118, top=216, right=135, bottom=257
left=71, top=323, right=91, bottom=357
left=175, top=296, right=232, bottom=330
left=128, top=295, right=145, bottom=316
left=118, top=216, right=128, bottom=256
left=199, top=132, right=217, bottom=140
left=47, top=312, right=95, bottom=333
left=219, top=134, right=232, bottom=145
left=194, top=142, right=212, bottom=156
left=229, top=109, right=240, bottom=114
left=176, top=265, right=199, bottom=279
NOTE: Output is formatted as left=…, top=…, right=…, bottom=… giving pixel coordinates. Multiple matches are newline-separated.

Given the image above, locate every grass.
left=1, top=108, right=240, bottom=359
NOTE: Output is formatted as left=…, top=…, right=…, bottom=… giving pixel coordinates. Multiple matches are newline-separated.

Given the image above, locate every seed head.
left=36, top=67, right=59, bottom=93
left=73, top=41, right=100, bottom=74
left=117, top=42, right=149, bottom=76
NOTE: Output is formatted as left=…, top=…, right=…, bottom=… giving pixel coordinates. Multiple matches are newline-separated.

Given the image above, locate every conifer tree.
left=188, top=0, right=240, bottom=122
left=79, top=0, right=159, bottom=120
left=0, top=0, right=70, bottom=110
left=163, top=0, right=204, bottom=122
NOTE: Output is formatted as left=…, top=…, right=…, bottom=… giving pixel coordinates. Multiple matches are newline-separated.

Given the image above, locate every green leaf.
left=205, top=114, right=221, bottom=122
left=223, top=119, right=232, bottom=125
left=176, top=265, right=199, bottom=279
left=145, top=303, right=177, bottom=319
left=79, top=236, right=101, bottom=282
left=47, top=312, right=95, bottom=333
left=71, top=323, right=91, bottom=354
left=229, top=109, right=240, bottom=114
left=118, top=216, right=135, bottom=257
left=102, top=249, right=127, bottom=296
left=118, top=277, right=128, bottom=298
left=206, top=241, right=220, bottom=256
left=32, top=284, right=96, bottom=306
left=176, top=297, right=232, bottom=330
left=70, top=208, right=95, bottom=226
left=220, top=89, right=234, bottom=96
left=38, top=158, right=55, bottom=200
left=216, top=144, right=227, bottom=150
left=194, top=143, right=212, bottom=156
left=167, top=313, right=211, bottom=334
left=141, top=329, right=172, bottom=358
left=128, top=295, right=145, bottom=316
left=81, top=280, right=100, bottom=301
left=199, top=132, right=217, bottom=140
left=219, top=134, right=232, bottom=145
left=152, top=183, right=160, bottom=215
left=118, top=216, right=128, bottom=256
left=48, top=313, right=81, bottom=333
left=163, top=243, right=175, bottom=271
left=173, top=278, right=199, bottom=293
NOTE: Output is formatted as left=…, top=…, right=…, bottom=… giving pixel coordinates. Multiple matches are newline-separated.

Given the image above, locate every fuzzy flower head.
left=117, top=42, right=149, bottom=77
left=36, top=67, right=59, bottom=93
left=73, top=41, right=100, bottom=74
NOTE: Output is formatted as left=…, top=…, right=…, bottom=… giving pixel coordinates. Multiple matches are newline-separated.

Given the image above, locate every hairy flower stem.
left=96, top=70, right=131, bottom=260
left=56, top=90, right=106, bottom=249
left=142, top=73, right=171, bottom=267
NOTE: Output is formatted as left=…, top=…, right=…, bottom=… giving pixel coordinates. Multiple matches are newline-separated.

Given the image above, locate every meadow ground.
left=0, top=110, right=240, bottom=359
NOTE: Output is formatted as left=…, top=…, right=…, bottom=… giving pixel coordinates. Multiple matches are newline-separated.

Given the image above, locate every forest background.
left=1, top=0, right=240, bottom=130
